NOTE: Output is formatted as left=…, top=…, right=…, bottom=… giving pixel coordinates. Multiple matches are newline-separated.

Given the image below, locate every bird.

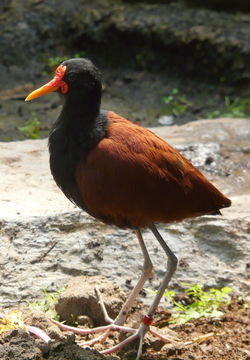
left=25, top=58, right=231, bottom=358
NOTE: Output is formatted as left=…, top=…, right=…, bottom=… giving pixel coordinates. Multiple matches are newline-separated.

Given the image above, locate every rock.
left=55, top=276, right=126, bottom=326
left=158, top=115, right=174, bottom=126
left=0, top=118, right=249, bottom=309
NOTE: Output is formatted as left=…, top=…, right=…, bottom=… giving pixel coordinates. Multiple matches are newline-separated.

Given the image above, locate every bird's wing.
left=75, top=112, right=230, bottom=227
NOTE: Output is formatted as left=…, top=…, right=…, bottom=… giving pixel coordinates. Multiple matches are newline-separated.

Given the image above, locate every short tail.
left=211, top=197, right=231, bottom=216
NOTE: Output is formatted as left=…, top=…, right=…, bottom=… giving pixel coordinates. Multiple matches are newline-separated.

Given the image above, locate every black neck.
left=59, top=89, right=101, bottom=137
left=48, top=92, right=107, bottom=210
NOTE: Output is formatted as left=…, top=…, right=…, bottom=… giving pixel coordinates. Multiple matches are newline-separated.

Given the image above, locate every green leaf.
left=157, top=283, right=233, bottom=325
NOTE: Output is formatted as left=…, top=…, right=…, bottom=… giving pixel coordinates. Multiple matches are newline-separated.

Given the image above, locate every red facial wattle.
left=25, top=64, right=68, bottom=101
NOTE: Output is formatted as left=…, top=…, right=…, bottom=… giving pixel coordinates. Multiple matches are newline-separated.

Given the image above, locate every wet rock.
left=55, top=276, right=126, bottom=326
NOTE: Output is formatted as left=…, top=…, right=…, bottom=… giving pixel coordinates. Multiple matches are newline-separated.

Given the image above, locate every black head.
left=61, top=58, right=102, bottom=99
left=25, top=57, right=102, bottom=104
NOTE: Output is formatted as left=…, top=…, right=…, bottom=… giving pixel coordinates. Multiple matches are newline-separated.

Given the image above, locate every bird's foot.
left=100, top=316, right=179, bottom=360
left=50, top=318, right=136, bottom=340
left=50, top=286, right=179, bottom=358
left=52, top=314, right=179, bottom=359
left=100, top=320, right=149, bottom=360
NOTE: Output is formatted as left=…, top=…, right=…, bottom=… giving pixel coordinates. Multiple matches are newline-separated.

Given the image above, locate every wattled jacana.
left=26, top=58, right=231, bottom=358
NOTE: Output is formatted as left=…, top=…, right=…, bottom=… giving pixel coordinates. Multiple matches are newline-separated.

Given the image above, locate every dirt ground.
left=0, top=301, right=249, bottom=360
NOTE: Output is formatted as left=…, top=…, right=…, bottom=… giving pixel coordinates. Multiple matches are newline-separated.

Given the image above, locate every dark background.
left=1, top=0, right=250, bottom=140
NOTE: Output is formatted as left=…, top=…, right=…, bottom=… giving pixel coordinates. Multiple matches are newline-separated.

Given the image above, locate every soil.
left=0, top=301, right=249, bottom=360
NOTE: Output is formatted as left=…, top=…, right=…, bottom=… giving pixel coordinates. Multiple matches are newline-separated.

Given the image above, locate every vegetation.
left=148, top=283, right=232, bottom=325
left=162, top=88, right=192, bottom=117
left=27, top=284, right=248, bottom=327
left=161, top=90, right=250, bottom=121
left=18, top=112, right=41, bottom=139
left=27, top=288, right=65, bottom=320
left=207, top=96, right=249, bottom=119
left=42, top=52, right=86, bottom=75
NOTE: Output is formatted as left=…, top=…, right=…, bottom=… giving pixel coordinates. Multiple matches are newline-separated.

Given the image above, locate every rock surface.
left=0, top=118, right=249, bottom=309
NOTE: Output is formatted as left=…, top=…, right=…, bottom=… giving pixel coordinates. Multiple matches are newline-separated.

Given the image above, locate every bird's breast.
left=48, top=111, right=108, bottom=210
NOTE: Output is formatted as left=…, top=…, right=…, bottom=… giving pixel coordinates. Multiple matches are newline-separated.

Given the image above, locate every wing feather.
left=75, top=112, right=230, bottom=227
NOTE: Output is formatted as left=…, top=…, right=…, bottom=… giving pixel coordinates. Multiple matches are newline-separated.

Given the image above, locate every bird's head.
left=25, top=58, right=101, bottom=102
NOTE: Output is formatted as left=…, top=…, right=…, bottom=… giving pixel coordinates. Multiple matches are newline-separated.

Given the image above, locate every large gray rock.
left=0, top=118, right=249, bottom=308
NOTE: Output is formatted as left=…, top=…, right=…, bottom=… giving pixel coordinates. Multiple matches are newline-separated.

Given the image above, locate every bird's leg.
left=94, top=228, right=153, bottom=327
left=101, top=224, right=178, bottom=359
left=79, top=229, right=153, bottom=346
left=53, top=226, right=177, bottom=358
left=146, top=224, right=178, bottom=320
left=53, top=229, right=153, bottom=347
left=114, top=228, right=153, bottom=326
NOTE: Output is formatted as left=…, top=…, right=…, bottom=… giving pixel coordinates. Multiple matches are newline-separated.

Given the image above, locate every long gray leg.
left=101, top=224, right=178, bottom=359
left=135, top=224, right=178, bottom=359
left=65, top=228, right=154, bottom=348
left=147, top=224, right=178, bottom=318
left=54, top=225, right=177, bottom=358
left=115, top=228, right=153, bottom=325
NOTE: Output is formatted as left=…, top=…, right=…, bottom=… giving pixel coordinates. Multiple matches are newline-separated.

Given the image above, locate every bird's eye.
left=68, top=73, right=76, bottom=82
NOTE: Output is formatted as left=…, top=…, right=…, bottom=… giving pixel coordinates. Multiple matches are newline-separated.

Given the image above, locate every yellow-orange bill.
left=25, top=84, right=58, bottom=101
left=25, top=64, right=68, bottom=101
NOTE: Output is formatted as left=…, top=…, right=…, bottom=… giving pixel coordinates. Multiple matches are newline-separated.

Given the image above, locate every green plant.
left=207, top=96, right=248, bottom=119
left=147, top=283, right=232, bottom=325
left=27, top=288, right=65, bottom=320
left=167, top=283, right=232, bottom=324
left=19, top=112, right=41, bottom=139
left=162, top=88, right=192, bottom=116
left=42, top=52, right=86, bottom=75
